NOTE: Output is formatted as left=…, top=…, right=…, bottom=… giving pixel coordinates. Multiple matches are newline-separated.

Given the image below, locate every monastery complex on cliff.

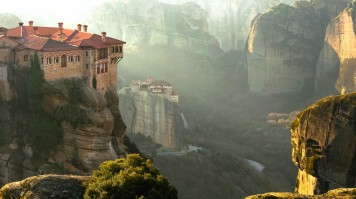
left=0, top=21, right=125, bottom=93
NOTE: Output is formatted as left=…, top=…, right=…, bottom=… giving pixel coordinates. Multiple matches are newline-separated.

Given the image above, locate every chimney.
left=58, top=27, right=64, bottom=42
left=29, top=21, right=34, bottom=27
left=19, top=22, right=23, bottom=38
left=83, top=25, right=88, bottom=32
left=101, top=32, right=107, bottom=42
left=58, top=22, right=63, bottom=29
left=77, top=24, right=82, bottom=31
left=34, top=26, right=39, bottom=35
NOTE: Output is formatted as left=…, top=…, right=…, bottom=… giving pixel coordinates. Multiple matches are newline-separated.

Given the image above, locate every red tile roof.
left=16, top=35, right=78, bottom=52
left=6, top=25, right=125, bottom=51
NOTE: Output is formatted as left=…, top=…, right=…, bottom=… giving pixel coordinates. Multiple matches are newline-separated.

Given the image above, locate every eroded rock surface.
left=0, top=174, right=88, bottom=199
left=315, top=4, right=356, bottom=96
left=246, top=0, right=350, bottom=94
left=245, top=188, right=356, bottom=199
left=88, top=0, right=222, bottom=55
left=291, top=93, right=356, bottom=194
left=0, top=76, right=127, bottom=185
left=119, top=86, right=184, bottom=150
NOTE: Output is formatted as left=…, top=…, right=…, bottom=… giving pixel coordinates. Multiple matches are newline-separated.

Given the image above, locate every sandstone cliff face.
left=160, top=0, right=297, bottom=51
left=0, top=67, right=126, bottom=185
left=247, top=3, right=322, bottom=94
left=88, top=0, right=222, bottom=55
left=119, top=87, right=184, bottom=150
left=246, top=0, right=350, bottom=94
left=315, top=6, right=356, bottom=96
left=291, top=93, right=356, bottom=194
left=0, top=174, right=88, bottom=199
left=245, top=188, right=356, bottom=199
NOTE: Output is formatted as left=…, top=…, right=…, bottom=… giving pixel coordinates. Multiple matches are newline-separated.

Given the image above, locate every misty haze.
left=0, top=0, right=355, bottom=199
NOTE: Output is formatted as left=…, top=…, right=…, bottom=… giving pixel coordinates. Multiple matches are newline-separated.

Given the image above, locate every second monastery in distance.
left=0, top=21, right=125, bottom=93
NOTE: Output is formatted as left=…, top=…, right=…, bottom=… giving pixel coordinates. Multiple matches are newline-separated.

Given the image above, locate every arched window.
left=47, top=57, right=52, bottom=64
left=24, top=55, right=28, bottom=62
left=76, top=55, right=80, bottom=62
left=54, top=56, right=59, bottom=63
left=97, top=64, right=100, bottom=74
left=61, top=54, right=67, bottom=67
left=105, top=63, right=108, bottom=72
left=100, top=63, right=104, bottom=73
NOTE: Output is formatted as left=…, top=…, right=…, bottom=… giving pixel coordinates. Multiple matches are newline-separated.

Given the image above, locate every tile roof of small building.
left=6, top=24, right=125, bottom=51
left=15, top=35, right=78, bottom=52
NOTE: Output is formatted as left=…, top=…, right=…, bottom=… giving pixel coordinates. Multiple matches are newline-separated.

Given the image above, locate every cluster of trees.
left=84, top=154, right=177, bottom=199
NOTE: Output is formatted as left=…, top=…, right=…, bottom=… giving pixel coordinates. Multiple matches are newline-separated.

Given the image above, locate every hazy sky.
left=0, top=0, right=114, bottom=28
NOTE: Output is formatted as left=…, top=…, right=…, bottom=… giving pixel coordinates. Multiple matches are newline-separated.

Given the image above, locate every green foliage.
left=26, top=54, right=63, bottom=154
left=28, top=113, right=63, bottom=154
left=26, top=54, right=44, bottom=113
left=84, top=154, right=178, bottom=199
left=55, top=103, right=91, bottom=128
left=92, top=76, right=97, bottom=89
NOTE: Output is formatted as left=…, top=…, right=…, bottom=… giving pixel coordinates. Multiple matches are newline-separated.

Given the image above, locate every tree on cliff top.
left=84, top=154, right=178, bottom=199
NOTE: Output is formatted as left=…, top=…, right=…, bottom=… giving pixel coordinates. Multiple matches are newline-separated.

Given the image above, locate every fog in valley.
left=0, top=0, right=351, bottom=198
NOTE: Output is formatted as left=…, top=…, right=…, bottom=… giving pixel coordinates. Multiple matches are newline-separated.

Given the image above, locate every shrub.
left=84, top=154, right=178, bottom=199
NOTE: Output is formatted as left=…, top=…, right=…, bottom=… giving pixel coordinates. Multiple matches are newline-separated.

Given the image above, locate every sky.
left=0, top=0, right=114, bottom=28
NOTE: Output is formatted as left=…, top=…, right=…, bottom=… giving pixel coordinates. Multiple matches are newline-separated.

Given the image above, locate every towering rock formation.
left=247, top=3, right=322, bottom=94
left=0, top=73, right=127, bottom=185
left=119, top=79, right=184, bottom=150
left=160, top=0, right=297, bottom=51
left=246, top=0, right=350, bottom=94
left=88, top=0, right=222, bottom=56
left=291, top=93, right=356, bottom=194
left=246, top=93, right=356, bottom=198
left=315, top=3, right=356, bottom=96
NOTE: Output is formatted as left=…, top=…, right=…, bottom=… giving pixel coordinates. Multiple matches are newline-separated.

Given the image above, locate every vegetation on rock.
left=84, top=154, right=178, bottom=199
left=26, top=54, right=63, bottom=154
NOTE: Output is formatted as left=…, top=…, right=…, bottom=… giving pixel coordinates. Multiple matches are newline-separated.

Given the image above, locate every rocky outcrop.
left=315, top=4, right=356, bottom=96
left=246, top=0, right=350, bottom=94
left=0, top=67, right=127, bottom=185
left=119, top=86, right=184, bottom=150
left=245, top=188, right=356, bottom=199
left=41, top=79, right=126, bottom=174
left=88, top=0, right=222, bottom=56
left=0, top=174, right=88, bottom=199
left=291, top=93, right=356, bottom=194
left=247, top=3, right=322, bottom=94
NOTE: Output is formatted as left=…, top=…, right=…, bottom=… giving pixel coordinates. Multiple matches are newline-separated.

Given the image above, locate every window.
left=98, top=48, right=108, bottom=59
left=61, top=54, right=67, bottom=67
left=97, top=65, right=100, bottom=74
left=100, top=63, right=104, bottom=73
left=86, top=64, right=89, bottom=69
left=75, top=55, right=80, bottom=62
left=68, top=56, right=74, bottom=62
left=105, top=63, right=108, bottom=72
left=47, top=57, right=52, bottom=64
left=111, top=47, right=115, bottom=53
left=115, top=47, right=119, bottom=53
left=54, top=57, right=59, bottom=63
left=119, top=47, right=123, bottom=53
left=86, top=51, right=89, bottom=56
left=24, top=55, right=28, bottom=62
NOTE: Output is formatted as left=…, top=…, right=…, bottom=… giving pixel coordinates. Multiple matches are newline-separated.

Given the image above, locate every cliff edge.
left=246, top=93, right=356, bottom=198
left=291, top=93, right=356, bottom=194
left=0, top=62, right=127, bottom=185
